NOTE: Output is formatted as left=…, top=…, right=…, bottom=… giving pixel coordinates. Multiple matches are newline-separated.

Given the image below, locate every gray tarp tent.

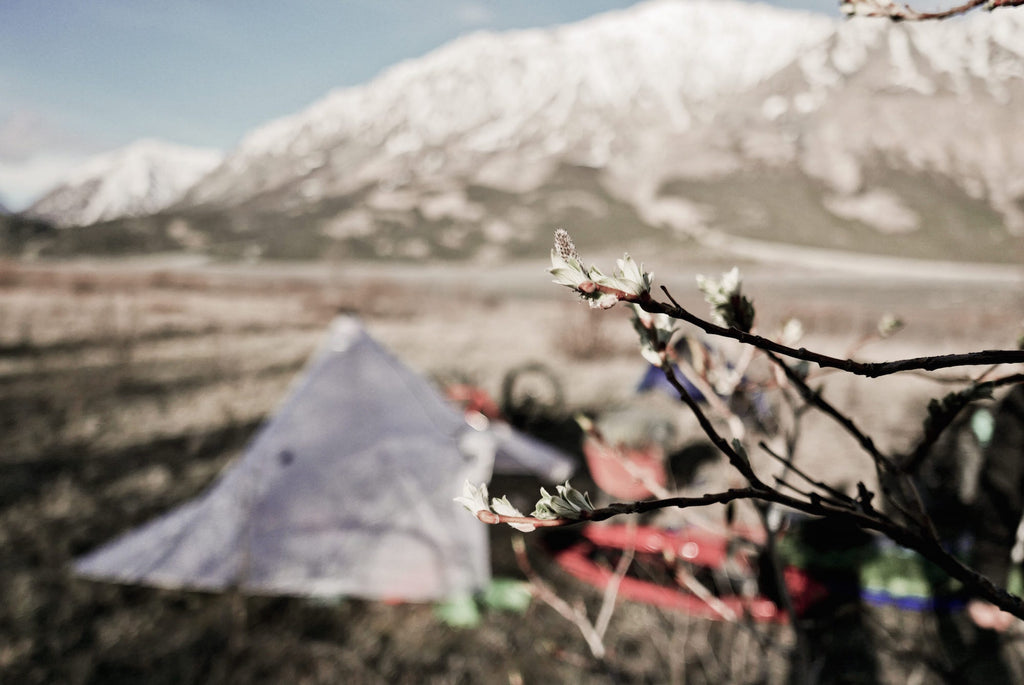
left=75, top=316, right=573, bottom=601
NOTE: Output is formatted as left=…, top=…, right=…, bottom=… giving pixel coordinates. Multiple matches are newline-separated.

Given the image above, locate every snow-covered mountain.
left=28, top=139, right=222, bottom=227
left=23, top=0, right=1024, bottom=263
left=186, top=0, right=838, bottom=209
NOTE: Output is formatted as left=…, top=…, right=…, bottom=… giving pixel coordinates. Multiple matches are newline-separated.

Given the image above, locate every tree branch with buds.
left=462, top=229, right=1024, bottom=622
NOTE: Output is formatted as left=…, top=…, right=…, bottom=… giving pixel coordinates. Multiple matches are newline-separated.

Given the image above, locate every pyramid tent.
left=74, top=316, right=574, bottom=601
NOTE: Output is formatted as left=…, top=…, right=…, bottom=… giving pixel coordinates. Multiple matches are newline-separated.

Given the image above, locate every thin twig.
left=674, top=567, right=738, bottom=622
left=628, top=289, right=1024, bottom=378
left=511, top=535, right=608, bottom=659
left=759, top=440, right=858, bottom=507
left=901, top=373, right=1024, bottom=474
left=754, top=501, right=811, bottom=685
left=659, top=362, right=765, bottom=486
left=844, top=0, right=1024, bottom=21
left=762, top=348, right=941, bottom=537
left=772, top=475, right=817, bottom=501
left=675, top=355, right=746, bottom=441
left=594, top=520, right=636, bottom=639
left=763, top=350, right=897, bottom=472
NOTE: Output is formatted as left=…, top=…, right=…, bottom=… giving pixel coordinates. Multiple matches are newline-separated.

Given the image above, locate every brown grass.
left=0, top=256, right=1022, bottom=683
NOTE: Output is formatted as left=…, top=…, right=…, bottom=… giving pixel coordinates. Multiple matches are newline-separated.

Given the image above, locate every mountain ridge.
left=12, top=0, right=1024, bottom=264
left=27, top=139, right=222, bottom=228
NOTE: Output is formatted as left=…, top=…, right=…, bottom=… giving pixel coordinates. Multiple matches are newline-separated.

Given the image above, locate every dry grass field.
left=1, top=252, right=1022, bottom=684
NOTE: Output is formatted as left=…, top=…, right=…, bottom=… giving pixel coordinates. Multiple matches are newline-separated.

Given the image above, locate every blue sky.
left=0, top=0, right=840, bottom=208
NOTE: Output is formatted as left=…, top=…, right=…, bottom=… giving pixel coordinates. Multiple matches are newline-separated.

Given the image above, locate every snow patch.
left=29, top=139, right=222, bottom=227
left=823, top=189, right=920, bottom=233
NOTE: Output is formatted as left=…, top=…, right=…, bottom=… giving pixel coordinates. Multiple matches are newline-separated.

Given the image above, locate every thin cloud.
left=0, top=110, right=101, bottom=208
left=455, top=3, right=494, bottom=27
left=0, top=110, right=96, bottom=162
left=0, top=151, right=90, bottom=210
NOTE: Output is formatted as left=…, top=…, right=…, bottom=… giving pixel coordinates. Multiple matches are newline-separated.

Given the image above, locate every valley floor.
left=1, top=254, right=1022, bottom=683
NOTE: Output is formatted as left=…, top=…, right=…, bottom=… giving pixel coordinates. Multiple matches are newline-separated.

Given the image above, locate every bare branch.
left=512, top=535, right=609, bottom=659
left=764, top=349, right=898, bottom=473
left=492, top=484, right=1024, bottom=620
left=840, top=0, right=1024, bottom=21
left=512, top=531, right=635, bottom=661
left=633, top=291, right=1024, bottom=378
left=759, top=439, right=859, bottom=508
left=764, top=349, right=941, bottom=538
left=593, top=525, right=636, bottom=639
left=901, top=373, right=1024, bottom=474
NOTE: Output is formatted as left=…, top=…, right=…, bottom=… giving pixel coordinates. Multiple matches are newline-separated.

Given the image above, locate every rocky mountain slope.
left=20, top=0, right=1024, bottom=263
left=27, top=139, right=222, bottom=228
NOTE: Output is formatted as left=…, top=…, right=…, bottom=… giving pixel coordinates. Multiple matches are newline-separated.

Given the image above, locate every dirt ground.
left=1, top=253, right=1023, bottom=684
